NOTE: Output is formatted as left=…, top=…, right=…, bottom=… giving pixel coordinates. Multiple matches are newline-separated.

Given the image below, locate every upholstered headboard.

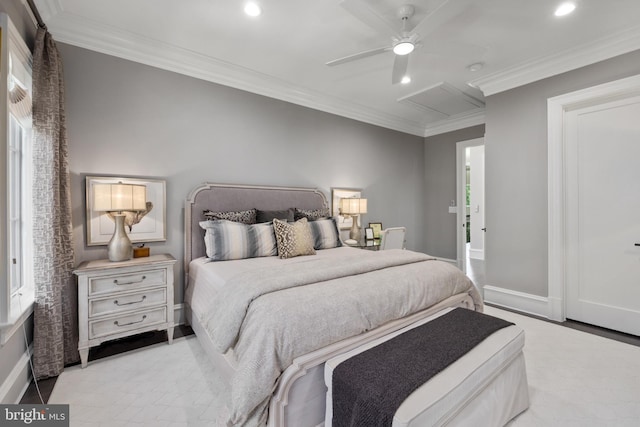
left=184, top=183, right=329, bottom=281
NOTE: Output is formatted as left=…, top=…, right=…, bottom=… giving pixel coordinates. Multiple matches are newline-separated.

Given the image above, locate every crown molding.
left=422, top=110, right=485, bottom=137
left=37, top=4, right=640, bottom=138
left=46, top=13, right=430, bottom=137
left=471, top=24, right=640, bottom=96
left=33, top=0, right=63, bottom=23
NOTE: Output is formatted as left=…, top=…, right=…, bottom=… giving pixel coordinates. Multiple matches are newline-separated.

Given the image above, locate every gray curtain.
left=32, top=27, right=78, bottom=379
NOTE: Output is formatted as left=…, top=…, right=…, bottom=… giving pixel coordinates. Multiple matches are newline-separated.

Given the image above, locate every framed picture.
left=86, top=176, right=166, bottom=246
left=365, top=227, right=374, bottom=240
left=369, top=222, right=383, bottom=239
left=331, top=188, right=362, bottom=230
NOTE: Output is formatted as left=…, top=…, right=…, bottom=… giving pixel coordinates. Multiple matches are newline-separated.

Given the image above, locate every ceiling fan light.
left=554, top=2, right=576, bottom=17
left=393, top=41, right=414, bottom=56
left=244, top=2, right=262, bottom=17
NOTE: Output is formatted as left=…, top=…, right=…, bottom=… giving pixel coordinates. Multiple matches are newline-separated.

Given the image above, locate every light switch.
left=448, top=206, right=457, bottom=213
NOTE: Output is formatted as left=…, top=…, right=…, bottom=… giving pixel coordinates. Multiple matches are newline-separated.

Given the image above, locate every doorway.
left=456, top=138, right=485, bottom=289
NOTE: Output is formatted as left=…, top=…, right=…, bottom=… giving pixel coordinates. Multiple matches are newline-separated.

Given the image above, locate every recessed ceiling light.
left=554, top=2, right=576, bottom=17
left=468, top=62, right=484, bottom=72
left=401, top=76, right=411, bottom=84
left=244, top=2, right=262, bottom=17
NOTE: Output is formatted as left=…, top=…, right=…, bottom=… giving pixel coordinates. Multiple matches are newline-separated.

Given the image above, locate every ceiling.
left=34, top=0, right=640, bottom=136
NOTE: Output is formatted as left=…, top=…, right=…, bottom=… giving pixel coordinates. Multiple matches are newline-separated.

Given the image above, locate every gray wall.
left=59, top=44, right=426, bottom=304
left=423, top=125, right=485, bottom=259
left=485, top=49, right=640, bottom=297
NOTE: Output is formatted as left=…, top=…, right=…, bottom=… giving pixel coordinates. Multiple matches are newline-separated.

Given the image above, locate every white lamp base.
left=108, top=214, right=133, bottom=262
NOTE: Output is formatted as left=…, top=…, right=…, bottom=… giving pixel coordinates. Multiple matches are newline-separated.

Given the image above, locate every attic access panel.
left=398, top=82, right=484, bottom=119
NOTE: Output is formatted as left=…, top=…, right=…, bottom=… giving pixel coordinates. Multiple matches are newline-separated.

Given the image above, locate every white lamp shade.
left=340, top=198, right=368, bottom=215
left=93, top=183, right=147, bottom=212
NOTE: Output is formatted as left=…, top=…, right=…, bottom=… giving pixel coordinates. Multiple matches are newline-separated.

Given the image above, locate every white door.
left=565, top=95, right=640, bottom=336
left=468, top=145, right=485, bottom=260
left=456, top=138, right=484, bottom=272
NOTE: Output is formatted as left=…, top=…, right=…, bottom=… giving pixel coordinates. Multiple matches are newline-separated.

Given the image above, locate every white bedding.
left=186, top=247, right=482, bottom=427
left=186, top=247, right=364, bottom=324
left=185, top=247, right=367, bottom=372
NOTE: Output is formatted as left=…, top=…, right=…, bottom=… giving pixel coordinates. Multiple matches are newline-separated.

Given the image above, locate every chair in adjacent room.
left=379, top=227, right=406, bottom=250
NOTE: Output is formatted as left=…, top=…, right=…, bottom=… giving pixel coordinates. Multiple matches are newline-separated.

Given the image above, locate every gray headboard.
left=184, top=183, right=329, bottom=281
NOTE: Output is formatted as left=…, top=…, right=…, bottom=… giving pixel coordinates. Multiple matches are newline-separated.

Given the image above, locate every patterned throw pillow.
left=203, top=209, right=257, bottom=224
left=294, top=207, right=331, bottom=221
left=308, top=218, right=342, bottom=250
left=272, top=218, right=316, bottom=259
left=199, top=220, right=277, bottom=261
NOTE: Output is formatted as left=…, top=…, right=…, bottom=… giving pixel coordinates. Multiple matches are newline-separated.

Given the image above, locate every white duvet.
left=186, top=247, right=482, bottom=427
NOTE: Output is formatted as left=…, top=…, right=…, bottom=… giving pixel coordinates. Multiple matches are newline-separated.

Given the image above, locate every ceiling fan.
left=327, top=0, right=473, bottom=84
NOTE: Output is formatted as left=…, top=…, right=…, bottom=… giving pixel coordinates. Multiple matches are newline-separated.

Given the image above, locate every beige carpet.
left=49, top=306, right=640, bottom=426
left=49, top=337, right=229, bottom=426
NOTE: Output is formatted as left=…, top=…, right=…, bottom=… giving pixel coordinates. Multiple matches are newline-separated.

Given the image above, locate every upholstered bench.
left=324, top=307, right=529, bottom=426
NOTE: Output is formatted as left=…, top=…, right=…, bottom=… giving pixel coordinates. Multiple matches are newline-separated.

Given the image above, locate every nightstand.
left=345, top=239, right=380, bottom=251
left=74, top=254, right=177, bottom=368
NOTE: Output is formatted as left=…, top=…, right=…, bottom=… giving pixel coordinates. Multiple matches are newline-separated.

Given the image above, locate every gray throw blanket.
left=199, top=249, right=482, bottom=426
left=332, top=308, right=514, bottom=427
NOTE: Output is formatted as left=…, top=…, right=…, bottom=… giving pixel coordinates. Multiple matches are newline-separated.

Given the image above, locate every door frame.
left=547, top=74, right=640, bottom=322
left=456, top=137, right=484, bottom=272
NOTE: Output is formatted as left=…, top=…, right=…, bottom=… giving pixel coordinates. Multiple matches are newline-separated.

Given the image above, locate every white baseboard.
left=547, top=296, right=564, bottom=322
left=483, top=285, right=549, bottom=318
left=469, top=248, right=485, bottom=260
left=0, top=345, right=32, bottom=404
left=173, top=304, right=185, bottom=326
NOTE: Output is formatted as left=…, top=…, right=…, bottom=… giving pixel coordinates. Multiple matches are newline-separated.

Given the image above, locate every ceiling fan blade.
left=340, top=0, right=400, bottom=38
left=391, top=54, right=409, bottom=85
left=409, top=0, right=474, bottom=38
left=420, top=39, right=487, bottom=59
left=326, top=46, right=391, bottom=67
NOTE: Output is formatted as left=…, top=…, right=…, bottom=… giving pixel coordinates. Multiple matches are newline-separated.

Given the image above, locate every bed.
left=183, top=183, right=483, bottom=427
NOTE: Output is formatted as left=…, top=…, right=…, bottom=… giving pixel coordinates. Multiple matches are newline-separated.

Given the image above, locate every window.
left=9, top=115, right=25, bottom=295
left=1, top=14, right=34, bottom=342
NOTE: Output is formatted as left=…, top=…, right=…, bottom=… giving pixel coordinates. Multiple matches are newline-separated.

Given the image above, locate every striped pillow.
left=308, top=218, right=342, bottom=250
left=199, top=220, right=277, bottom=261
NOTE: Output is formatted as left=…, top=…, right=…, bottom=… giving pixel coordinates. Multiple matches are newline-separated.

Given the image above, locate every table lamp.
left=340, top=197, right=367, bottom=244
left=93, top=182, right=147, bottom=262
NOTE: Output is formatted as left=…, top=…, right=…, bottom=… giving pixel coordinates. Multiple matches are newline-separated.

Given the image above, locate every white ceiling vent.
left=398, top=82, right=485, bottom=119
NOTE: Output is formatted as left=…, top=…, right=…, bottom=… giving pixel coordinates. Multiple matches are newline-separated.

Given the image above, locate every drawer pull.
left=114, top=275, right=146, bottom=286
left=114, top=315, right=147, bottom=327
left=114, top=295, right=146, bottom=306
